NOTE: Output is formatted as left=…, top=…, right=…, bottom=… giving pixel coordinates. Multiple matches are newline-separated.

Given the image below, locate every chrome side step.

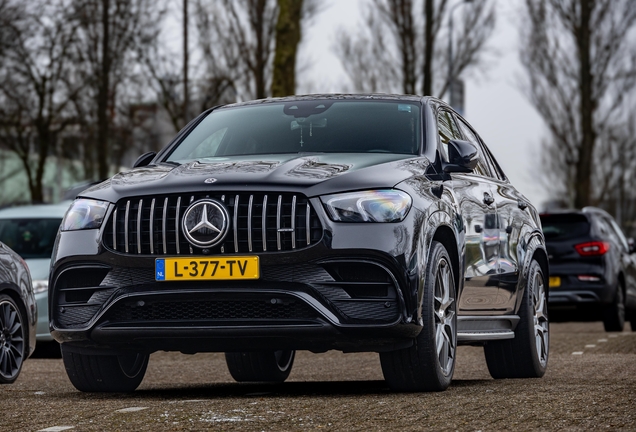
left=457, top=315, right=519, bottom=343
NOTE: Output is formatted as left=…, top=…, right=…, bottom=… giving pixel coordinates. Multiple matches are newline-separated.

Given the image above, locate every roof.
left=220, top=93, right=429, bottom=109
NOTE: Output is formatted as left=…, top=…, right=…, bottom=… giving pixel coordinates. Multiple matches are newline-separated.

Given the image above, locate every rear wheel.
left=603, top=284, right=625, bottom=332
left=225, top=350, right=295, bottom=383
left=484, top=259, right=549, bottom=378
left=0, top=294, right=26, bottom=384
left=61, top=346, right=148, bottom=392
left=380, top=241, right=456, bottom=392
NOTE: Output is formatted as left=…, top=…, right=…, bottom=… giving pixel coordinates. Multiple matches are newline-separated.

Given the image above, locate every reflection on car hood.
left=24, top=258, right=50, bottom=280
left=80, top=153, right=431, bottom=202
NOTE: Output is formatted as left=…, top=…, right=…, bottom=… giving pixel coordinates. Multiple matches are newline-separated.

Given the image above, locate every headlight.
left=33, top=279, right=48, bottom=294
left=61, top=199, right=110, bottom=231
left=321, top=190, right=412, bottom=222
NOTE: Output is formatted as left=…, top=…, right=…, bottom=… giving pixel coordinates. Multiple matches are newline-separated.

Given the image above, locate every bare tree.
left=195, top=0, right=279, bottom=101
left=0, top=0, right=80, bottom=203
left=271, top=0, right=304, bottom=97
left=70, top=0, right=162, bottom=179
left=520, top=0, right=636, bottom=211
left=335, top=0, right=496, bottom=97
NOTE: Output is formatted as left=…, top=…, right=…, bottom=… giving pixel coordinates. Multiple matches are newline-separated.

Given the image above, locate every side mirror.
left=628, top=238, right=635, bottom=254
left=442, top=139, right=479, bottom=173
left=133, top=151, right=156, bottom=168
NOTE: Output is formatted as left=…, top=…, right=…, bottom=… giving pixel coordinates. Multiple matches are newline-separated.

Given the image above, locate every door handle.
left=483, top=192, right=494, bottom=206
left=517, top=199, right=528, bottom=210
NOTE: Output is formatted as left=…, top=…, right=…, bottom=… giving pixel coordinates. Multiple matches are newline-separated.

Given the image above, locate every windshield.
left=0, top=218, right=62, bottom=259
left=166, top=100, right=421, bottom=162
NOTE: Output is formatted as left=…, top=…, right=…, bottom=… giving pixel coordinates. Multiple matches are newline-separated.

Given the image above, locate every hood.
left=80, top=153, right=431, bottom=202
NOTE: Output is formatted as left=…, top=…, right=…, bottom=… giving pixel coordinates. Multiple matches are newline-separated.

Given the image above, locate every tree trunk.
left=422, top=0, right=434, bottom=95
left=574, top=0, right=595, bottom=209
left=97, top=0, right=110, bottom=180
left=271, top=0, right=303, bottom=97
left=254, top=0, right=267, bottom=99
left=183, top=0, right=189, bottom=125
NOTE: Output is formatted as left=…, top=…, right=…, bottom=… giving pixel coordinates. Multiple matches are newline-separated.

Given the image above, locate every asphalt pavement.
left=1, top=321, right=635, bottom=431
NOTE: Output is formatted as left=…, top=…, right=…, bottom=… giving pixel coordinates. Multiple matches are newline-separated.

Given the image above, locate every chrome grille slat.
left=276, top=195, right=282, bottom=251
left=112, top=209, right=117, bottom=251
left=247, top=195, right=254, bottom=252
left=124, top=200, right=130, bottom=253
left=175, top=196, right=181, bottom=254
left=136, top=199, right=143, bottom=254
left=262, top=195, right=268, bottom=252
left=149, top=198, right=155, bottom=254
left=104, top=192, right=321, bottom=256
left=162, top=197, right=168, bottom=254
left=233, top=194, right=239, bottom=253
left=306, top=203, right=311, bottom=245
left=291, top=195, right=297, bottom=249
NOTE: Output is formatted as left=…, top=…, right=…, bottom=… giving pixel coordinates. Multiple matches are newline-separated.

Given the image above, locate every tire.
left=484, top=259, right=549, bottom=379
left=603, top=283, right=625, bottom=332
left=61, top=345, right=149, bottom=392
left=0, top=294, right=27, bottom=384
left=630, top=313, right=636, bottom=332
left=380, top=241, right=457, bottom=392
left=225, top=350, right=295, bottom=383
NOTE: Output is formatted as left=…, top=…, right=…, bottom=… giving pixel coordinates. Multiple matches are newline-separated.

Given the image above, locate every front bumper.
left=49, top=220, right=422, bottom=354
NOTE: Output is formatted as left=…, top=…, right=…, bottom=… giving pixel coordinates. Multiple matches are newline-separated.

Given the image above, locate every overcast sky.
left=296, top=0, right=548, bottom=209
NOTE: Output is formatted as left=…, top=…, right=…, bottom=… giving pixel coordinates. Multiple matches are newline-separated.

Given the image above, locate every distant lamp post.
left=448, top=0, right=473, bottom=115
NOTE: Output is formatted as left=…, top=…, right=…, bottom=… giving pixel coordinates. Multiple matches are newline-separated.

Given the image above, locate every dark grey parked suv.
left=541, top=207, right=636, bottom=331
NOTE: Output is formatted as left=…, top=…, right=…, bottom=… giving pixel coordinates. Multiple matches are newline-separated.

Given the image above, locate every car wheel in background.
left=0, top=294, right=26, bottom=384
left=485, top=259, right=549, bottom=378
left=380, top=241, right=457, bottom=392
left=602, top=284, right=625, bottom=332
left=225, top=350, right=296, bottom=382
left=61, top=346, right=149, bottom=392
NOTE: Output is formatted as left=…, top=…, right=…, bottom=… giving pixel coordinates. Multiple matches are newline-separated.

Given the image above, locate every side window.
left=437, top=110, right=462, bottom=161
left=594, top=216, right=611, bottom=238
left=456, top=118, right=492, bottom=178
left=479, top=138, right=507, bottom=181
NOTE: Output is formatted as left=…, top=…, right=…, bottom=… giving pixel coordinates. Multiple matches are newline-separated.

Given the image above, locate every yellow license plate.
left=549, top=276, right=561, bottom=288
left=155, top=257, right=259, bottom=281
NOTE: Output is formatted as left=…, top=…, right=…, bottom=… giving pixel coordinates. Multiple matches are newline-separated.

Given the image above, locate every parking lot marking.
left=598, top=339, right=608, bottom=342
left=37, top=427, right=74, bottom=432
left=572, top=351, right=584, bottom=355
left=585, top=344, right=596, bottom=348
left=116, top=407, right=149, bottom=413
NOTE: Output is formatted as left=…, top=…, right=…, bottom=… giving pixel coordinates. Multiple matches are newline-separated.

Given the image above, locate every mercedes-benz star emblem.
left=182, top=199, right=229, bottom=248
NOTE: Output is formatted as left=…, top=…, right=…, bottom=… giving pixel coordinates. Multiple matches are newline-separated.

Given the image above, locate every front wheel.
left=0, top=294, right=26, bottom=384
left=61, top=346, right=149, bottom=392
left=380, top=241, right=457, bottom=392
left=225, top=350, right=295, bottom=383
left=484, top=259, right=549, bottom=379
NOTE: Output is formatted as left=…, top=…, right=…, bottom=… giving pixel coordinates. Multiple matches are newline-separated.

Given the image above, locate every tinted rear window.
left=167, top=100, right=421, bottom=161
left=0, top=218, right=62, bottom=259
left=540, top=214, right=590, bottom=241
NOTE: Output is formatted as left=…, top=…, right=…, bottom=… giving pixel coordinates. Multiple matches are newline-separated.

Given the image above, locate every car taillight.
left=574, top=241, right=610, bottom=256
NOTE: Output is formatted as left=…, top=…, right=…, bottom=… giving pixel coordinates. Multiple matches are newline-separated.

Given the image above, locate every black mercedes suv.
left=540, top=207, right=636, bottom=331
left=50, top=95, right=549, bottom=392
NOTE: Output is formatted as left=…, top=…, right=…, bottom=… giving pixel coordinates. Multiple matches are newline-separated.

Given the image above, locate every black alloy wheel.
left=0, top=294, right=26, bottom=384
left=380, top=240, right=457, bottom=392
left=484, top=259, right=549, bottom=379
left=225, top=350, right=296, bottom=383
